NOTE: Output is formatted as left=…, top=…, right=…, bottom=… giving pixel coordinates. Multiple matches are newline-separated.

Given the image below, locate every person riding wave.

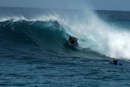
left=68, top=36, right=78, bottom=46
left=108, top=59, right=122, bottom=65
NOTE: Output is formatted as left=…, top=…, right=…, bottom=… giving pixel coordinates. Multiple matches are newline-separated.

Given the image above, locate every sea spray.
left=1, top=8, right=130, bottom=59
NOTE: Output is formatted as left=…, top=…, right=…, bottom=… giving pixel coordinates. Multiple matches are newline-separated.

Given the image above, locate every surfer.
left=108, top=59, right=122, bottom=65
left=68, top=36, right=78, bottom=46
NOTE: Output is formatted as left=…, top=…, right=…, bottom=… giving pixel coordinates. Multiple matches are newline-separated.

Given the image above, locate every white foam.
left=0, top=16, right=27, bottom=22
left=53, top=9, right=130, bottom=59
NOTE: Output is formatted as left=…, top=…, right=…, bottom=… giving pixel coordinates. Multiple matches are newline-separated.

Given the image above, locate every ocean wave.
left=1, top=10, right=130, bottom=59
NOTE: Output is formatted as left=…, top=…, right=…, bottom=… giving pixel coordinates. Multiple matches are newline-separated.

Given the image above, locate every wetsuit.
left=69, top=36, right=78, bottom=46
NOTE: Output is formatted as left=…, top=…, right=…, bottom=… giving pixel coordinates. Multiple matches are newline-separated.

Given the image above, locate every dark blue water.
left=0, top=7, right=130, bottom=87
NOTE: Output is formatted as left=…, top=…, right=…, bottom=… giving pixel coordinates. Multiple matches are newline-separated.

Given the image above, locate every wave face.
left=1, top=7, right=130, bottom=59
left=0, top=19, right=69, bottom=56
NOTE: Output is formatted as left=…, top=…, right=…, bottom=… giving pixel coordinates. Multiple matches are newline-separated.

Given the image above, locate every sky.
left=0, top=0, right=130, bottom=11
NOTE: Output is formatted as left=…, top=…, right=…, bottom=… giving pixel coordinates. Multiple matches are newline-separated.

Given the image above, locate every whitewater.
left=0, top=7, right=130, bottom=87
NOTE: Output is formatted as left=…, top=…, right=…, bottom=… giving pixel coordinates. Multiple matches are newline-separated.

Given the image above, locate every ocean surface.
left=0, top=7, right=130, bottom=87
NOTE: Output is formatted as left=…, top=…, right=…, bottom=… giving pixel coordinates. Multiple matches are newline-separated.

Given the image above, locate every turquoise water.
left=0, top=7, right=130, bottom=87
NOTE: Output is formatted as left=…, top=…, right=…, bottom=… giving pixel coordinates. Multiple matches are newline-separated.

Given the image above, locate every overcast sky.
left=0, top=0, right=130, bottom=11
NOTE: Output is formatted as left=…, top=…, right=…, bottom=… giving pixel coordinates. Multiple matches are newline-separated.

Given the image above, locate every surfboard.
left=109, top=62, right=122, bottom=65
left=73, top=42, right=78, bottom=47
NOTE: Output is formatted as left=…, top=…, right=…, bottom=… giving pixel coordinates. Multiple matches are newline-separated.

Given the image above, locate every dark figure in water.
left=113, top=59, right=118, bottom=65
left=68, top=36, right=78, bottom=46
left=108, top=59, right=122, bottom=65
